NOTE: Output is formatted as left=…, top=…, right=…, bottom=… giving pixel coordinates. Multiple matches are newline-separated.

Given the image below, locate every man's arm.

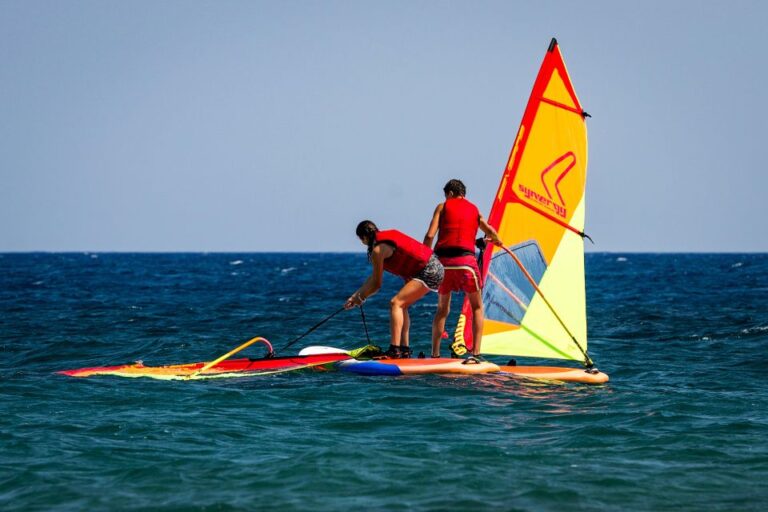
left=478, top=214, right=502, bottom=246
left=423, top=203, right=444, bottom=248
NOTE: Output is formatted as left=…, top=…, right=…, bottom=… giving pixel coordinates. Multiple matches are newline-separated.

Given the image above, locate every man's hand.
left=485, top=235, right=503, bottom=247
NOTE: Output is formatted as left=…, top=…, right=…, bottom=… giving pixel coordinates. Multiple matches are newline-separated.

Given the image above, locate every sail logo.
left=517, top=152, right=576, bottom=218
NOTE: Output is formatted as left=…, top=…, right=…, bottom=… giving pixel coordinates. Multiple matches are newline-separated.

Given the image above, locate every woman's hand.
left=344, top=292, right=365, bottom=309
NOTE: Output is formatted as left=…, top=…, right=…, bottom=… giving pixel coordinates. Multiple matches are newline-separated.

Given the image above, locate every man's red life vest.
left=435, top=197, right=480, bottom=256
left=375, top=229, right=433, bottom=278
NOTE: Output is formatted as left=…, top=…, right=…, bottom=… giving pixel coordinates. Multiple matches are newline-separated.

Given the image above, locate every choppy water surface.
left=1, top=253, right=767, bottom=511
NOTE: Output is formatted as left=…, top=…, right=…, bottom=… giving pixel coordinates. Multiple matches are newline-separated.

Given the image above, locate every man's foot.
left=400, top=346, right=412, bottom=359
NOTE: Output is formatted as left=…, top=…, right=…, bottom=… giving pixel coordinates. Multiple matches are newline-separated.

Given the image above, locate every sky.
left=1, top=0, right=765, bottom=252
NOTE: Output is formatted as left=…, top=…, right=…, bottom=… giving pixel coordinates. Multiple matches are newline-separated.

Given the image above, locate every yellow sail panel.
left=484, top=197, right=587, bottom=360
left=483, top=326, right=577, bottom=360
left=484, top=318, right=521, bottom=336
left=503, top=101, right=587, bottom=260
left=543, top=68, right=579, bottom=109
left=458, top=38, right=591, bottom=364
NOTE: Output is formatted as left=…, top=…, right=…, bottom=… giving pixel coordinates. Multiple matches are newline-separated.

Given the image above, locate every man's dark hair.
left=443, top=179, right=466, bottom=197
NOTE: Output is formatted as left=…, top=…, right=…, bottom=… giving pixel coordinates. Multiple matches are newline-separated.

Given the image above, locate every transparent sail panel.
left=483, top=241, right=547, bottom=327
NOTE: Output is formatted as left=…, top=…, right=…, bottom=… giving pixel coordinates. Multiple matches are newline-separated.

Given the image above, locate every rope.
left=360, top=305, right=371, bottom=344
left=275, top=307, right=346, bottom=355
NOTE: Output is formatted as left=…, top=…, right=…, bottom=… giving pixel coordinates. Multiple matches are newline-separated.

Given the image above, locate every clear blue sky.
left=1, top=1, right=765, bottom=252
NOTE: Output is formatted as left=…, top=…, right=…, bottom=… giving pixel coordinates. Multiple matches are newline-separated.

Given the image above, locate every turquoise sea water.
left=1, top=253, right=767, bottom=511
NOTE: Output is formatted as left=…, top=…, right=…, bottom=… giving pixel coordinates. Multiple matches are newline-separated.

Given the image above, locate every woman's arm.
left=344, top=243, right=391, bottom=309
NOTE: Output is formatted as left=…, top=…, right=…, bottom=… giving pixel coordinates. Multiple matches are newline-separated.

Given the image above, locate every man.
left=346, top=220, right=444, bottom=358
left=423, top=179, right=501, bottom=358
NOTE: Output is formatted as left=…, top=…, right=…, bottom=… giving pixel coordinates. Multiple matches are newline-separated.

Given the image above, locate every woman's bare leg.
left=390, top=280, right=430, bottom=347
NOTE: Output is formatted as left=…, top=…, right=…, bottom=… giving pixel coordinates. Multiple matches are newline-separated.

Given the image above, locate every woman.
left=345, top=220, right=444, bottom=358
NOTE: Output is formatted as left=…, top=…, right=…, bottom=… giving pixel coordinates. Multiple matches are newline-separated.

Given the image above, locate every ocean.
left=1, top=253, right=767, bottom=511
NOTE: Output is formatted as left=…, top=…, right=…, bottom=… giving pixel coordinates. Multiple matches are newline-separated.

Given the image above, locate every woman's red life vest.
left=435, top=197, right=480, bottom=255
left=375, top=229, right=432, bottom=278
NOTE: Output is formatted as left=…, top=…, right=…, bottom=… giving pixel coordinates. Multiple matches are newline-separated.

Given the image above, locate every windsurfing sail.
left=58, top=353, right=351, bottom=380
left=455, top=38, right=594, bottom=366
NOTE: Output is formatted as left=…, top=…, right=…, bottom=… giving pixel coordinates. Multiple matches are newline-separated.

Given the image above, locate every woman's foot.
left=381, top=345, right=402, bottom=359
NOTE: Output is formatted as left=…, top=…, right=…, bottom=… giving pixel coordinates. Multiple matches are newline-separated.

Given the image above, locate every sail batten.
left=455, top=39, right=591, bottom=365
left=540, top=97, right=584, bottom=115
left=509, top=195, right=586, bottom=236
